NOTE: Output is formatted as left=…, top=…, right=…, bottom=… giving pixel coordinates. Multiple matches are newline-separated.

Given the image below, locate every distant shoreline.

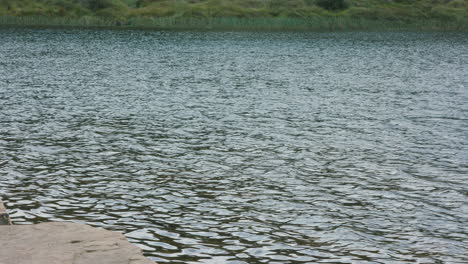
left=0, top=16, right=466, bottom=32
left=1, top=0, right=466, bottom=31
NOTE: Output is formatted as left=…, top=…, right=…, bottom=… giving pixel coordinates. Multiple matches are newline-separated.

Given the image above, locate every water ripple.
left=1, top=28, right=467, bottom=263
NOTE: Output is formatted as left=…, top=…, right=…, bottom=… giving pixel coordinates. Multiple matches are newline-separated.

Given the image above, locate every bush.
left=268, top=0, right=307, bottom=9
left=82, top=0, right=114, bottom=10
left=316, top=0, right=348, bottom=11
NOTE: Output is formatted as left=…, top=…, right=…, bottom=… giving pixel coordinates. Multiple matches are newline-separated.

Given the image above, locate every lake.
left=0, top=28, right=467, bottom=263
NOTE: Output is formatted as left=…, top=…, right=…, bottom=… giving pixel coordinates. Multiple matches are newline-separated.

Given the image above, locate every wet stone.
left=0, top=201, right=12, bottom=225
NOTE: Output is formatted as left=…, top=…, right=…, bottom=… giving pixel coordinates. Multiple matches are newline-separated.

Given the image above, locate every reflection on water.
left=0, top=28, right=467, bottom=263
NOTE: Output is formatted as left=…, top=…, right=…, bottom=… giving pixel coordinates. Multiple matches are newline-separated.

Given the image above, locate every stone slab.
left=0, top=222, right=155, bottom=264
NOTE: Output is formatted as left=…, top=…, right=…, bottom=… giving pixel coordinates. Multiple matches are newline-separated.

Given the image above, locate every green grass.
left=0, top=0, right=467, bottom=31
left=1, top=15, right=466, bottom=31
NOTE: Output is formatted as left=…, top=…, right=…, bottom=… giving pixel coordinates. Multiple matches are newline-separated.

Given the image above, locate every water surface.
left=0, top=28, right=467, bottom=263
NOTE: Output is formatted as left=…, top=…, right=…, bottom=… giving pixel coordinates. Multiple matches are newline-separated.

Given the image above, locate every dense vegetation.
left=0, top=0, right=467, bottom=30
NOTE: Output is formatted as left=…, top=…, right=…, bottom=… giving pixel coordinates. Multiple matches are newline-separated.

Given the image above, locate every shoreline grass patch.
left=0, top=0, right=466, bottom=31
left=0, top=15, right=466, bottom=31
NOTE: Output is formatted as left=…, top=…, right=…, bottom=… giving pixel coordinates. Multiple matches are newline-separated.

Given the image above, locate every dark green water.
left=0, top=28, right=467, bottom=263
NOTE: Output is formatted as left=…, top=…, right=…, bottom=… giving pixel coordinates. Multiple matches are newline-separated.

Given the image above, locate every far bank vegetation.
left=0, top=0, right=466, bottom=30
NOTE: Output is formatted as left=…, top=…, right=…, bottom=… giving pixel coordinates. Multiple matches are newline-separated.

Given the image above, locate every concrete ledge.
left=0, top=201, right=155, bottom=264
left=0, top=222, right=155, bottom=264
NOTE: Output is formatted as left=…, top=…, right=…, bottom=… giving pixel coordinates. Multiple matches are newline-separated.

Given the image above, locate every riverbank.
left=0, top=0, right=466, bottom=31
left=0, top=16, right=466, bottom=31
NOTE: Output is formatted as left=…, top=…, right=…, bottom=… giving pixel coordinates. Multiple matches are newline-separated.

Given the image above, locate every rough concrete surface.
left=0, top=222, right=155, bottom=264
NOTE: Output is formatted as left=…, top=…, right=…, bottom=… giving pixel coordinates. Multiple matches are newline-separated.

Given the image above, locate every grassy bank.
left=0, top=0, right=467, bottom=31
left=1, top=15, right=466, bottom=31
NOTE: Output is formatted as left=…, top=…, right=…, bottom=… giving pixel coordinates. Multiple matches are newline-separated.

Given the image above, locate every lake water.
left=0, top=28, right=467, bottom=263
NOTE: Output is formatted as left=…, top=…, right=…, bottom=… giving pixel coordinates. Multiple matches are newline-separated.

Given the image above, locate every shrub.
left=81, top=0, right=118, bottom=10
left=268, top=0, right=307, bottom=9
left=316, top=0, right=348, bottom=11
